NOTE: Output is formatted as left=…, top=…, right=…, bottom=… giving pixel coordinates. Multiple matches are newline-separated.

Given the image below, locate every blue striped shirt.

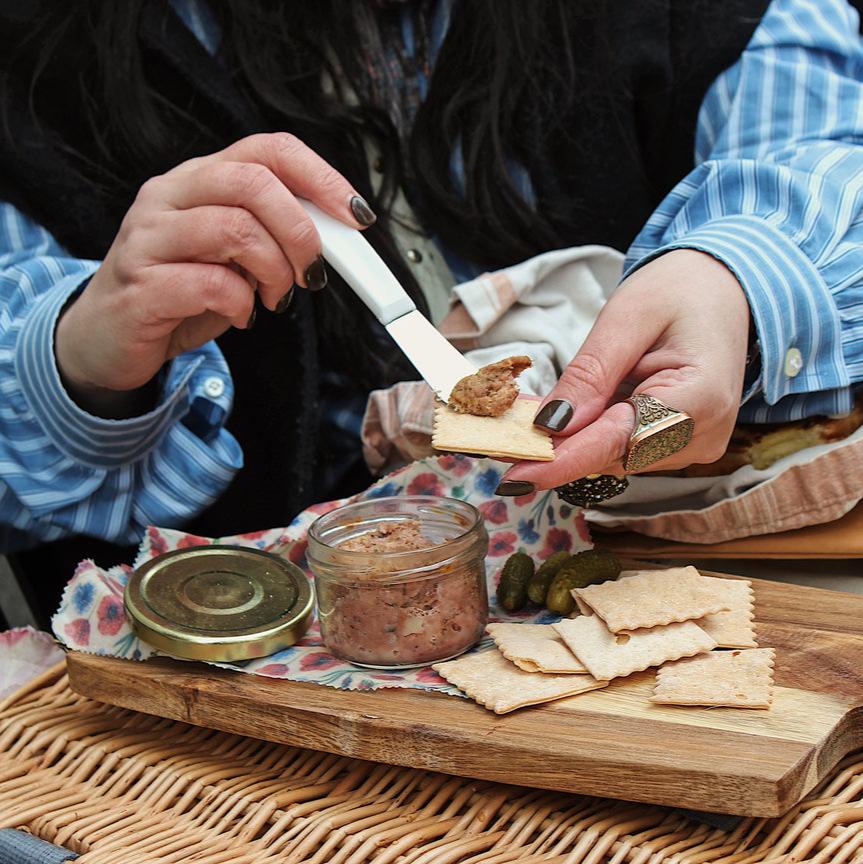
left=2, top=0, right=862, bottom=549
left=0, top=214, right=241, bottom=550
left=626, top=0, right=863, bottom=422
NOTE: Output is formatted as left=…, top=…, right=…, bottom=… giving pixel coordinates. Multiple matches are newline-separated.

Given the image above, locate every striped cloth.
left=2, top=0, right=863, bottom=549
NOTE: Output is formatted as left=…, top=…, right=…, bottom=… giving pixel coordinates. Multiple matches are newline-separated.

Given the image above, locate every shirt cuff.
left=15, top=271, right=203, bottom=469
left=624, top=215, right=850, bottom=408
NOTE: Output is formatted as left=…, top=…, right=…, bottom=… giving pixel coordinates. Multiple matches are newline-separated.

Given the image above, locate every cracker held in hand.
left=697, top=578, right=757, bottom=649
left=552, top=616, right=716, bottom=681
left=486, top=623, right=587, bottom=674
left=651, top=648, right=775, bottom=709
left=433, top=397, right=554, bottom=461
left=432, top=649, right=605, bottom=714
left=574, top=567, right=730, bottom=634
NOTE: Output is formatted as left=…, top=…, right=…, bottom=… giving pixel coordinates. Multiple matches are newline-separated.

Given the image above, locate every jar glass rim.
left=307, top=495, right=483, bottom=558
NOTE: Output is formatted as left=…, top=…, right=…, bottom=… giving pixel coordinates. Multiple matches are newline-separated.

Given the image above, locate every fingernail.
left=246, top=307, right=257, bottom=330
left=495, top=480, right=535, bottom=497
left=275, top=286, right=295, bottom=314
left=534, top=399, right=573, bottom=432
left=304, top=256, right=328, bottom=291
left=350, top=195, right=377, bottom=227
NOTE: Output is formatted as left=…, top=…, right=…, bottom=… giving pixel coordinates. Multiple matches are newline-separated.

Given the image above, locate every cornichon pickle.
left=545, top=550, right=622, bottom=614
left=570, top=549, right=622, bottom=585
left=497, top=552, right=535, bottom=611
left=527, top=550, right=571, bottom=606
left=545, top=569, right=583, bottom=615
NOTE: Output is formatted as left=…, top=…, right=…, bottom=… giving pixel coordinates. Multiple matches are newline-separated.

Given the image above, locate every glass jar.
left=307, top=496, right=489, bottom=669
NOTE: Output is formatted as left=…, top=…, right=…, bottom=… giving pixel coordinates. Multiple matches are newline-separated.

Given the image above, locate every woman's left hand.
left=497, top=249, right=751, bottom=492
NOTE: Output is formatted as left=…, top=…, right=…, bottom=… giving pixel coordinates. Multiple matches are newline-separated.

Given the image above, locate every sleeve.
left=624, top=0, right=863, bottom=423
left=0, top=203, right=242, bottom=551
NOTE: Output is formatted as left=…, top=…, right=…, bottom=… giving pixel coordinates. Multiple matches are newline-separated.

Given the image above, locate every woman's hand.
left=497, top=250, right=751, bottom=492
left=55, top=133, right=375, bottom=411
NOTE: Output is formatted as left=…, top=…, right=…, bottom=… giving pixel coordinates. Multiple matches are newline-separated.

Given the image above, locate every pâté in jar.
left=306, top=496, right=489, bottom=669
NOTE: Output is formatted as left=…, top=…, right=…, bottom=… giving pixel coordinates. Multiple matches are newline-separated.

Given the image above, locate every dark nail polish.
left=275, top=287, right=295, bottom=314
left=304, top=256, right=328, bottom=291
left=495, top=480, right=536, bottom=497
left=246, top=307, right=257, bottom=330
left=534, top=399, right=573, bottom=432
left=350, top=195, right=377, bottom=227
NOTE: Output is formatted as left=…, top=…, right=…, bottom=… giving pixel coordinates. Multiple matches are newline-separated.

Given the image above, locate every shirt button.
left=784, top=347, right=803, bottom=378
left=406, top=248, right=423, bottom=264
left=203, top=376, right=225, bottom=398
left=372, top=156, right=383, bottom=173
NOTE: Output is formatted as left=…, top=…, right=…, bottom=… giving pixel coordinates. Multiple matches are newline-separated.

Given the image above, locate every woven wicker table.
left=2, top=662, right=863, bottom=863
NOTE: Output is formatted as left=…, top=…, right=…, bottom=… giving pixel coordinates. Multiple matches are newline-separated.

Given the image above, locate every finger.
left=587, top=357, right=736, bottom=475
left=145, top=162, right=322, bottom=300
left=504, top=402, right=636, bottom=490
left=145, top=206, right=294, bottom=311
left=143, top=262, right=256, bottom=331
left=531, top=298, right=667, bottom=436
left=171, top=132, right=376, bottom=228
left=167, top=309, right=238, bottom=359
left=618, top=371, right=735, bottom=472
left=506, top=372, right=733, bottom=489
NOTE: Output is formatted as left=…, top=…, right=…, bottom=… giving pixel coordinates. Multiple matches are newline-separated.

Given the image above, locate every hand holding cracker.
left=494, top=250, right=750, bottom=491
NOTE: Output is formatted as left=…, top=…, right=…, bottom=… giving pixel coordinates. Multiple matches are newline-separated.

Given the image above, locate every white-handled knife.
left=300, top=200, right=476, bottom=403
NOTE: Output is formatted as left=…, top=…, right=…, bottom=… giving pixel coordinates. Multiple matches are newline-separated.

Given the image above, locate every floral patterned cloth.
left=52, top=456, right=591, bottom=693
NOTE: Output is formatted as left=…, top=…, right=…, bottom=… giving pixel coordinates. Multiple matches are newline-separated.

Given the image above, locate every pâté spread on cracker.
left=448, top=355, right=533, bottom=417
left=432, top=356, right=554, bottom=461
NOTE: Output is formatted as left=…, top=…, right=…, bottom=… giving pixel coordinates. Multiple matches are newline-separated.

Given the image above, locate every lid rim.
left=123, top=589, right=314, bottom=646
left=125, top=545, right=314, bottom=662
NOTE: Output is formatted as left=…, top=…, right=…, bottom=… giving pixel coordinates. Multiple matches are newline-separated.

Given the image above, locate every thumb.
left=502, top=401, right=636, bottom=491
left=531, top=299, right=664, bottom=435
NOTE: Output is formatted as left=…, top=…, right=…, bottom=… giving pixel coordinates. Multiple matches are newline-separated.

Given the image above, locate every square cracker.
left=573, top=567, right=730, bottom=634
left=651, top=648, right=775, bottom=709
left=552, top=615, right=716, bottom=681
left=432, top=649, right=605, bottom=714
left=697, top=578, right=757, bottom=649
left=432, top=397, right=554, bottom=462
left=486, top=623, right=587, bottom=674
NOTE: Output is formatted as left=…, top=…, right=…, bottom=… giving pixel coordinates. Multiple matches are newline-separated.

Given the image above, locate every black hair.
left=3, top=0, right=598, bottom=385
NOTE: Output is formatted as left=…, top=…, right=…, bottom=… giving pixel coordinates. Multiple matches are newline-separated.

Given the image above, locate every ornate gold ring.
left=623, top=394, right=694, bottom=472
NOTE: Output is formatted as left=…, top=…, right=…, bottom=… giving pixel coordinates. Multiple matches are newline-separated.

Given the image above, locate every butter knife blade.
left=300, top=199, right=476, bottom=402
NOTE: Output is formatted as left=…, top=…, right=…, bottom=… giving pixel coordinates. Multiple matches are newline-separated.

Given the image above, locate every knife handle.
left=299, top=199, right=416, bottom=326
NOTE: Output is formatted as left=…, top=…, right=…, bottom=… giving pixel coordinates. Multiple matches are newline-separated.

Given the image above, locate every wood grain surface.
left=67, top=568, right=863, bottom=817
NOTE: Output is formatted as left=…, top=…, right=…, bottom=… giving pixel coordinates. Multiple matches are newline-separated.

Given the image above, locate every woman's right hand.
left=55, top=133, right=375, bottom=408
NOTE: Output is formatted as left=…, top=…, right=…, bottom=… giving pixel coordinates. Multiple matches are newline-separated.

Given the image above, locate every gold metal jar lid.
left=125, top=545, right=313, bottom=662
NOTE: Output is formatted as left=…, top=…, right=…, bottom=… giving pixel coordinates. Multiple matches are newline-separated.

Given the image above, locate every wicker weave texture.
left=1, top=663, right=863, bottom=863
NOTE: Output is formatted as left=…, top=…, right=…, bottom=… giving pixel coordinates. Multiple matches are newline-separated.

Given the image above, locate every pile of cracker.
left=433, top=566, right=775, bottom=715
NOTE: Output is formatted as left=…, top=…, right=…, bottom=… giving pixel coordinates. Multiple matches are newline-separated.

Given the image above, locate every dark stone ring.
left=554, top=474, right=629, bottom=508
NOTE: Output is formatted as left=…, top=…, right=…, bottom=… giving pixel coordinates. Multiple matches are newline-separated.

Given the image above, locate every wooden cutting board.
left=67, top=568, right=863, bottom=817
